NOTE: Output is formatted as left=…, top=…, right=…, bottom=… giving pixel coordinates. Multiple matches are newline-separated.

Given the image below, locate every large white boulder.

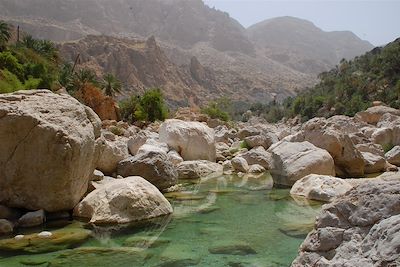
left=268, top=141, right=335, bottom=186
left=73, top=177, right=173, bottom=225
left=0, top=90, right=101, bottom=212
left=159, top=119, right=216, bottom=161
left=290, top=174, right=353, bottom=202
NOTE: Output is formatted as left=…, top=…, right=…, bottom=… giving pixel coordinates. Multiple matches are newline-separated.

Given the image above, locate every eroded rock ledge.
left=292, top=178, right=400, bottom=266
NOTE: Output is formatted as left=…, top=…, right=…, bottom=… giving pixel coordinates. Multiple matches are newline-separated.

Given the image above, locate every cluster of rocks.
left=1, top=90, right=399, bottom=265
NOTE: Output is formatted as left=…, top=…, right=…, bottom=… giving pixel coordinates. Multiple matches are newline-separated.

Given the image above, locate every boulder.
left=385, top=146, right=400, bottom=166
left=96, top=135, right=130, bottom=175
left=177, top=160, right=223, bottom=179
left=290, top=174, right=353, bottom=202
left=268, top=141, right=335, bottom=186
left=117, top=148, right=177, bottom=191
left=301, top=117, right=365, bottom=177
left=244, top=132, right=278, bottom=149
left=167, top=150, right=184, bottom=165
left=0, top=90, right=101, bottom=212
left=214, top=126, right=236, bottom=144
left=0, top=219, right=13, bottom=235
left=127, top=130, right=158, bottom=155
left=91, top=170, right=104, bottom=182
left=239, top=147, right=271, bottom=169
left=73, top=177, right=172, bottom=225
left=248, top=164, right=266, bottom=174
left=18, top=210, right=45, bottom=228
left=356, top=106, right=400, bottom=125
left=159, top=119, right=216, bottom=161
left=231, top=157, right=249, bottom=173
left=237, top=127, right=260, bottom=139
left=361, top=152, right=386, bottom=174
left=292, top=180, right=400, bottom=266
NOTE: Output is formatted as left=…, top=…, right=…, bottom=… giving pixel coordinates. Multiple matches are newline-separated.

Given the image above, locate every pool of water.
left=0, top=173, right=322, bottom=267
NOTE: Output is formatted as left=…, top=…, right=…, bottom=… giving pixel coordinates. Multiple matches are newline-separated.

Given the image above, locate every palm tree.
left=101, top=73, right=121, bottom=97
left=0, top=21, right=11, bottom=50
left=72, top=68, right=98, bottom=91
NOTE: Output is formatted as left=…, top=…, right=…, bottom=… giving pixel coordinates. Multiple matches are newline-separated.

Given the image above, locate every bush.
left=201, top=98, right=232, bottom=121
left=119, top=88, right=168, bottom=123
left=0, top=69, right=24, bottom=93
left=0, top=51, right=24, bottom=80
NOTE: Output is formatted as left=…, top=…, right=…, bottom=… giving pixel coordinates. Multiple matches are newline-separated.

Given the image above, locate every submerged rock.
left=0, top=90, right=101, bottom=212
left=159, top=119, right=216, bottom=161
left=177, top=160, right=223, bottom=179
left=209, top=240, right=257, bottom=255
left=0, top=222, right=91, bottom=253
left=73, top=177, right=173, bottom=225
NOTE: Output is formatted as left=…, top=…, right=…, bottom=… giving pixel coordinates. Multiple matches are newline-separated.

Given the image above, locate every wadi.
left=0, top=1, right=399, bottom=266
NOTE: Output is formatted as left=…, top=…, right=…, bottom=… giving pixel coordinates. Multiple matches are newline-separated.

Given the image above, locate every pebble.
left=14, top=235, right=24, bottom=240
left=37, top=231, right=52, bottom=238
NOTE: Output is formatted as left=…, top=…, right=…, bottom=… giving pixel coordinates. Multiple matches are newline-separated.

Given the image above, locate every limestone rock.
left=248, top=164, right=266, bottom=174
left=177, top=160, right=223, bottom=179
left=244, top=133, right=278, bottom=149
left=159, top=119, right=216, bottom=161
left=167, top=150, right=184, bottom=165
left=231, top=157, right=249, bottom=173
left=96, top=135, right=130, bottom=175
left=385, top=146, right=400, bottom=166
left=361, top=152, right=386, bottom=174
left=127, top=130, right=158, bottom=155
left=0, top=90, right=100, bottom=212
left=268, top=141, right=335, bottom=186
left=117, top=149, right=177, bottom=191
left=290, top=174, right=353, bottom=202
left=91, top=170, right=104, bottom=182
left=292, top=180, right=400, bottom=266
left=73, top=177, right=173, bottom=225
left=239, top=147, right=271, bottom=169
left=18, top=210, right=45, bottom=228
left=356, top=106, right=400, bottom=125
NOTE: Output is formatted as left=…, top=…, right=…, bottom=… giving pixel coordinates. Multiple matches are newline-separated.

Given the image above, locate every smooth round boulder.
left=159, top=119, right=216, bottom=161
left=73, top=177, right=173, bottom=225
left=290, top=174, right=353, bottom=202
left=0, top=90, right=101, bottom=212
left=268, top=141, right=335, bottom=186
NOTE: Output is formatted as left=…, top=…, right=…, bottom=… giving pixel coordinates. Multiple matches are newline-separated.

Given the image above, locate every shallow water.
left=0, top=173, right=322, bottom=267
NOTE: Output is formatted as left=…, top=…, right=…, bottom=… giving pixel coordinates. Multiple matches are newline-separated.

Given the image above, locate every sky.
left=203, top=0, right=400, bottom=46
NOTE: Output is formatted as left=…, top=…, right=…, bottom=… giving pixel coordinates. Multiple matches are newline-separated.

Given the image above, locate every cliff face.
left=60, top=35, right=302, bottom=107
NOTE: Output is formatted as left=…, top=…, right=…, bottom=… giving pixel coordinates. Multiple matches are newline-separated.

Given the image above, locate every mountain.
left=247, top=16, right=374, bottom=74
left=0, top=0, right=374, bottom=106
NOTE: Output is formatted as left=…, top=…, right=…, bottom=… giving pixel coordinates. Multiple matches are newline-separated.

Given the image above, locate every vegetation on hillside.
left=251, top=38, right=400, bottom=122
left=119, top=88, right=169, bottom=123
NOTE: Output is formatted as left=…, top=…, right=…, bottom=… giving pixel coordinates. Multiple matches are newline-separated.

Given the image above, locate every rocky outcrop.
left=0, top=90, right=101, bottom=212
left=292, top=179, right=400, bottom=266
left=176, top=160, right=223, bottom=179
left=73, top=177, right=173, bottom=225
left=117, top=148, right=177, bottom=191
left=159, top=119, right=216, bottom=161
left=290, top=174, right=353, bottom=202
left=268, top=141, right=335, bottom=186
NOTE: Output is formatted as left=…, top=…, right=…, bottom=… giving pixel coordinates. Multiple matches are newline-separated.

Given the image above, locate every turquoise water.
left=0, top=173, right=322, bottom=267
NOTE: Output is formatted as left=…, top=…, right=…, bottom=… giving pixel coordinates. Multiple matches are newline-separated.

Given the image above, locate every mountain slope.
left=247, top=16, right=374, bottom=74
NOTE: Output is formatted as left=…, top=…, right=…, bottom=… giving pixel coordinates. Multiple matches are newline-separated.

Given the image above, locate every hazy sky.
left=203, top=0, right=400, bottom=46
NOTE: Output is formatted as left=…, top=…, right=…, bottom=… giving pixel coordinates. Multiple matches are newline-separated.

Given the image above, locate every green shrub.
left=0, top=69, right=24, bottom=93
left=119, top=88, right=168, bottom=123
left=201, top=101, right=230, bottom=121
left=0, top=51, right=24, bottom=80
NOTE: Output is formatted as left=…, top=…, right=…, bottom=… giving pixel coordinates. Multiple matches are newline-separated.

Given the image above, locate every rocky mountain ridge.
left=0, top=0, right=374, bottom=105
